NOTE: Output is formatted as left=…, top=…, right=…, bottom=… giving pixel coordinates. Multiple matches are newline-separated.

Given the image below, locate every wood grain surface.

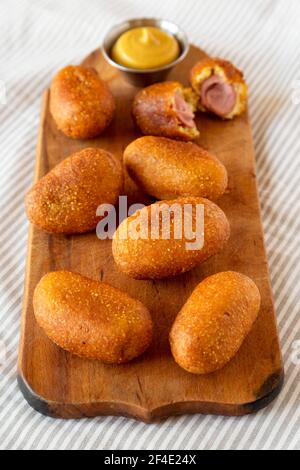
left=18, top=45, right=284, bottom=421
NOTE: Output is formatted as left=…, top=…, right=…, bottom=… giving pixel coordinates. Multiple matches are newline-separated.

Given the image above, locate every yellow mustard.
left=111, top=27, right=180, bottom=69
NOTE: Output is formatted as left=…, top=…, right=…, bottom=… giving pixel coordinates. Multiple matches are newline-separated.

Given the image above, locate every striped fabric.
left=0, top=0, right=299, bottom=450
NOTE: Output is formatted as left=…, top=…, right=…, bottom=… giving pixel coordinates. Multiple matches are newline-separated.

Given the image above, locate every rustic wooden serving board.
left=18, top=45, right=283, bottom=421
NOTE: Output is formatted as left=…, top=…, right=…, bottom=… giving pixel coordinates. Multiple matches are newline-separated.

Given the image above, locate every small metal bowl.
left=102, top=18, right=189, bottom=87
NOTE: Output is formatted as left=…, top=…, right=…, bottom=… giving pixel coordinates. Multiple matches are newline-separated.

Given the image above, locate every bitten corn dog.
left=190, top=58, right=247, bottom=119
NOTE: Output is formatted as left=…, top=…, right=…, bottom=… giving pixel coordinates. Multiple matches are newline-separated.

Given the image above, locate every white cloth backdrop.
left=0, top=0, right=299, bottom=450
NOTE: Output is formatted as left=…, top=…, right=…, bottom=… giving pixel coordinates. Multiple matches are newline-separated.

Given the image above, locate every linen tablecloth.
left=0, top=0, right=299, bottom=450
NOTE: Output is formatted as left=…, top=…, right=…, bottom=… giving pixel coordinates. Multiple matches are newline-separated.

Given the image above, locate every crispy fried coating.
left=190, top=57, right=248, bottom=119
left=124, top=136, right=228, bottom=201
left=112, top=197, right=230, bottom=280
left=33, top=271, right=153, bottom=363
left=170, top=271, right=261, bottom=374
left=25, top=147, right=123, bottom=234
left=132, top=81, right=199, bottom=141
left=50, top=65, right=115, bottom=139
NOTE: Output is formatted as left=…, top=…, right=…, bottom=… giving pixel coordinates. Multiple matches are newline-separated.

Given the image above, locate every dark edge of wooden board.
left=17, top=367, right=284, bottom=421
left=17, top=47, right=284, bottom=421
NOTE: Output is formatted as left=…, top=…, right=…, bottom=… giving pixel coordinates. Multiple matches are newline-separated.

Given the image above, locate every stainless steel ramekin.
left=102, top=18, right=189, bottom=87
